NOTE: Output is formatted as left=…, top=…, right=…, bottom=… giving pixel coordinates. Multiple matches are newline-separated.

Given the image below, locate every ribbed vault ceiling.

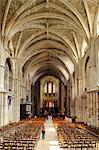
left=0, top=0, right=99, bottom=83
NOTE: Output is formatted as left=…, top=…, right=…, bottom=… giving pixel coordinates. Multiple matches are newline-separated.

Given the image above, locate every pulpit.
left=20, top=102, right=32, bottom=120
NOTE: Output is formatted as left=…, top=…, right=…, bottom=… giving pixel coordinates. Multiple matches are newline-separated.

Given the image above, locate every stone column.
left=93, top=92, right=96, bottom=127
left=89, top=37, right=96, bottom=90
left=91, top=91, right=94, bottom=126
left=59, top=81, right=61, bottom=112
left=94, top=37, right=99, bottom=88
left=91, top=92, right=94, bottom=126
left=28, top=89, right=31, bottom=103
left=96, top=91, right=99, bottom=128
left=81, top=93, right=87, bottom=123
left=13, top=78, right=20, bottom=122
left=87, top=92, right=90, bottom=126
left=3, top=93, right=8, bottom=125
left=0, top=91, right=12, bottom=126
left=64, top=86, right=67, bottom=114
left=89, top=91, right=94, bottom=126
left=84, top=94, right=87, bottom=123
left=77, top=77, right=83, bottom=96
left=90, top=92, right=93, bottom=126
left=74, top=78, right=79, bottom=121
left=61, top=82, right=65, bottom=113
left=75, top=97, right=82, bottom=122
left=0, top=43, right=5, bottom=90
left=0, top=52, right=6, bottom=126
left=83, top=96, right=87, bottom=123
left=74, top=76, right=78, bottom=118
left=10, top=93, right=14, bottom=123
left=0, top=66, right=5, bottom=90
left=22, top=85, right=24, bottom=101
left=31, top=85, right=35, bottom=116
left=23, top=85, right=26, bottom=103
left=0, top=92, right=4, bottom=126
left=36, top=81, right=40, bottom=115
left=40, top=81, right=43, bottom=109
left=97, top=47, right=99, bottom=85
left=76, top=76, right=83, bottom=121
left=56, top=81, right=59, bottom=109
left=70, top=77, right=76, bottom=117
left=17, top=79, right=21, bottom=121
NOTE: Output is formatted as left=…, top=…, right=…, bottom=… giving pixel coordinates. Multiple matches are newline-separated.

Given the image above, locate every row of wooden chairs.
left=0, top=118, right=45, bottom=150
left=53, top=118, right=99, bottom=150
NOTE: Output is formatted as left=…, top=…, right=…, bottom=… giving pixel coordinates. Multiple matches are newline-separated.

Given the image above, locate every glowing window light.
left=44, top=83, right=47, bottom=93
left=48, top=82, right=52, bottom=93
left=49, top=101, right=52, bottom=108
left=52, top=102, right=54, bottom=108
left=53, top=84, right=55, bottom=93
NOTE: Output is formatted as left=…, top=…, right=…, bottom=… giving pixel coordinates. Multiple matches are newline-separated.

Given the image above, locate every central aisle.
left=35, top=119, right=62, bottom=150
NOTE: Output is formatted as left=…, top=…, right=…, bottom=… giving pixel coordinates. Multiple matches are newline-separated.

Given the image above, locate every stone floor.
left=35, top=119, right=62, bottom=150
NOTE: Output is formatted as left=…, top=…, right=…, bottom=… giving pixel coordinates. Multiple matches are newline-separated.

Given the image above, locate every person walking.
left=42, top=125, right=45, bottom=139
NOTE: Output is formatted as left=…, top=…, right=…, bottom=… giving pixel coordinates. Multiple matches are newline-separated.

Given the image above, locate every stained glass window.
left=48, top=82, right=52, bottom=93
left=44, top=82, right=56, bottom=94
left=44, top=83, right=47, bottom=93
left=53, top=84, right=55, bottom=93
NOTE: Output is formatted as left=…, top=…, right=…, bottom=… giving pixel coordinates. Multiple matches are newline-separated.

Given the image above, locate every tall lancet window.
left=53, top=83, right=55, bottom=93
left=44, top=83, right=47, bottom=93
left=48, top=82, right=52, bottom=93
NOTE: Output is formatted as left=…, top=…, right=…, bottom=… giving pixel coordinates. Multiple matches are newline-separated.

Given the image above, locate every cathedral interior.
left=0, top=0, right=99, bottom=149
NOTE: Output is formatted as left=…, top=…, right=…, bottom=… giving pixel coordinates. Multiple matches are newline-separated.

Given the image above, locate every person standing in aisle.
left=42, top=125, right=45, bottom=139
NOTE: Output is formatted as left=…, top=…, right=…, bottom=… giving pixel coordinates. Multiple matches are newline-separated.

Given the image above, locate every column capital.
left=0, top=89, right=14, bottom=94
left=0, top=89, right=7, bottom=93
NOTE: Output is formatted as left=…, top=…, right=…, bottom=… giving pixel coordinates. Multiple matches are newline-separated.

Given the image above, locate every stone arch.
left=4, top=2, right=88, bottom=41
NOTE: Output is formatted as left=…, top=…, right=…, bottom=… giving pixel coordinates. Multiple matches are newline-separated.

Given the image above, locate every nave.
left=36, top=118, right=61, bottom=150
left=0, top=117, right=99, bottom=150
